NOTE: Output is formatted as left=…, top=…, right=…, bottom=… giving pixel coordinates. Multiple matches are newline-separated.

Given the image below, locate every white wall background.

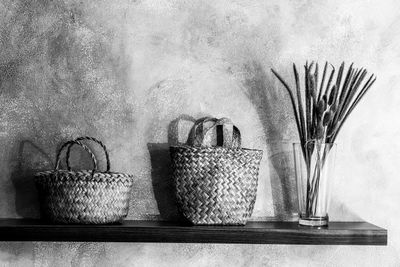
left=0, top=0, right=399, bottom=266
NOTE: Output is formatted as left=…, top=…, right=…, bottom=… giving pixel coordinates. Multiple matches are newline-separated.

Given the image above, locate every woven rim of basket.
left=170, top=145, right=263, bottom=153
left=34, top=170, right=134, bottom=181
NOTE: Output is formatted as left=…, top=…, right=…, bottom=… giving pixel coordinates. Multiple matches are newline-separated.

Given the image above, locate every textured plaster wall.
left=0, top=0, right=399, bottom=266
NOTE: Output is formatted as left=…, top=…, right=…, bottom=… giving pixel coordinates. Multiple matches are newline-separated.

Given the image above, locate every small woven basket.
left=35, top=137, right=134, bottom=224
left=170, top=117, right=263, bottom=225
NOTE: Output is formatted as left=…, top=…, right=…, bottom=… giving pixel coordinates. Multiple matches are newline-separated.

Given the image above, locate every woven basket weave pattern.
left=35, top=137, right=133, bottom=224
left=171, top=146, right=263, bottom=225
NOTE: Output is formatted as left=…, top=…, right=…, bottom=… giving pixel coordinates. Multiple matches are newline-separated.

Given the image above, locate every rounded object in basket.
left=34, top=137, right=134, bottom=224
left=170, top=117, right=263, bottom=225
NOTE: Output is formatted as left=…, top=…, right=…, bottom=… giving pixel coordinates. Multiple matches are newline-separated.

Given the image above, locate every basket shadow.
left=147, top=143, right=182, bottom=222
left=241, top=61, right=298, bottom=220
left=147, top=115, right=197, bottom=222
left=9, top=140, right=53, bottom=218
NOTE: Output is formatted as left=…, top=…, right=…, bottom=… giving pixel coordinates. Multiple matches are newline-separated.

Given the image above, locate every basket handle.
left=188, top=117, right=217, bottom=146
left=188, top=117, right=241, bottom=148
left=66, top=136, right=111, bottom=172
left=54, top=140, right=98, bottom=175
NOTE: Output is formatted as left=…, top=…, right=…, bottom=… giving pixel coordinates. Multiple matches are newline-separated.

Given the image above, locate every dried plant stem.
left=271, top=69, right=304, bottom=142
left=317, top=62, right=328, bottom=101
left=294, top=64, right=305, bottom=144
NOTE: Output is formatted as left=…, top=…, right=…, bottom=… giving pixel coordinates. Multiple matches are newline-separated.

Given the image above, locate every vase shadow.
left=241, top=61, right=298, bottom=220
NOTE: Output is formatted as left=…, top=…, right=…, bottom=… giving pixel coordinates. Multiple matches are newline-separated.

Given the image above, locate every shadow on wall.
left=241, top=61, right=298, bottom=220
left=2, top=0, right=132, bottom=216
left=9, top=139, right=53, bottom=218
left=147, top=115, right=196, bottom=221
left=147, top=142, right=179, bottom=221
left=9, top=138, right=99, bottom=219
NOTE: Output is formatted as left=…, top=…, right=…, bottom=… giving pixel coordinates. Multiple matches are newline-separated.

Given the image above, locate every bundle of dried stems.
left=271, top=62, right=376, bottom=215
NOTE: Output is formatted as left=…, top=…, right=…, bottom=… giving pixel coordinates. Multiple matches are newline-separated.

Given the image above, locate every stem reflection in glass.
left=293, top=141, right=336, bottom=227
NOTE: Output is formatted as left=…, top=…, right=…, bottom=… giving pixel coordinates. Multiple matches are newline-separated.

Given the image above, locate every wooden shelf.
left=0, top=219, right=386, bottom=245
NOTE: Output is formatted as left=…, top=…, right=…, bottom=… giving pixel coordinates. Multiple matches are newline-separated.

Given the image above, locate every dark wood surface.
left=0, top=219, right=387, bottom=245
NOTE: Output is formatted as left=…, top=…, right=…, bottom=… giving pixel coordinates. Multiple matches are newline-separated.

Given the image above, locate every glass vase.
left=293, top=141, right=337, bottom=227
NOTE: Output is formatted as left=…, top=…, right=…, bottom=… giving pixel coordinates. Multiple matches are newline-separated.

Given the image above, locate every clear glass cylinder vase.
left=293, top=142, right=337, bottom=227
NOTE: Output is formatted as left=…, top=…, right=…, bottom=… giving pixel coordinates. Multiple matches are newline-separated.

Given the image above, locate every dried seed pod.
left=330, top=101, right=338, bottom=114
left=310, top=74, right=317, bottom=100
left=316, top=98, right=327, bottom=118
left=322, top=110, right=332, bottom=126
left=322, top=95, right=327, bottom=106
left=316, top=121, right=325, bottom=139
left=328, top=85, right=338, bottom=105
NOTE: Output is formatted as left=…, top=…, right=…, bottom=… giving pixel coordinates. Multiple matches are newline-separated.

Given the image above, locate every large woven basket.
left=170, top=117, right=263, bottom=225
left=35, top=137, right=134, bottom=224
